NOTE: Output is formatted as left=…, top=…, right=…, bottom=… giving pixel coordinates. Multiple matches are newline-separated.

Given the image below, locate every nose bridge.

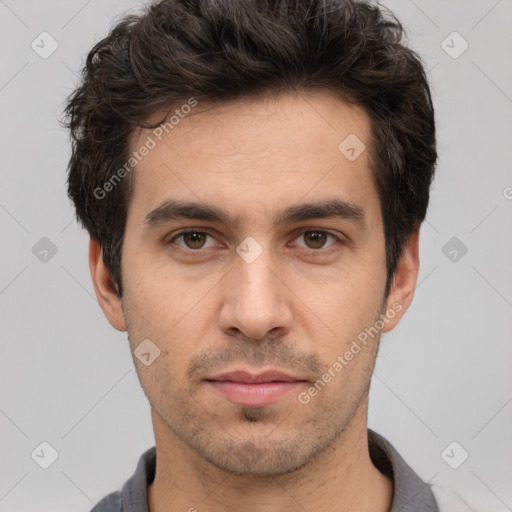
left=237, top=244, right=278, bottom=306
left=220, top=238, right=292, bottom=340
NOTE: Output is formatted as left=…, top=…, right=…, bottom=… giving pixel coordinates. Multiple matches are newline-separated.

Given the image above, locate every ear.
left=89, top=237, right=127, bottom=332
left=381, top=226, right=420, bottom=333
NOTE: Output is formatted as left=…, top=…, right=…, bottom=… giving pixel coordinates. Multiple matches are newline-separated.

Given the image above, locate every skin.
left=90, top=91, right=420, bottom=512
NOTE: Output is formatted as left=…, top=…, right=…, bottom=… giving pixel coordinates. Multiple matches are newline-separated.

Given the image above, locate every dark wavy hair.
left=62, top=0, right=437, bottom=298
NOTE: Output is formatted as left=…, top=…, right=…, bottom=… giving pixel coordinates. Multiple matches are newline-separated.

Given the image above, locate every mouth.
left=204, top=369, right=308, bottom=407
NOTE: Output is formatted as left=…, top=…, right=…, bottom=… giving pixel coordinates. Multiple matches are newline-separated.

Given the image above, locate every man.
left=62, top=0, right=459, bottom=510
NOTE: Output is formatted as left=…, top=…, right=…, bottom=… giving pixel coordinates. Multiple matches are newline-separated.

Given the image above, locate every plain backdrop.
left=1, top=0, right=511, bottom=510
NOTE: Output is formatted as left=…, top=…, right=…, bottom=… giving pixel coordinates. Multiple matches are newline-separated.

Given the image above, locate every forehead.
left=126, top=91, right=379, bottom=228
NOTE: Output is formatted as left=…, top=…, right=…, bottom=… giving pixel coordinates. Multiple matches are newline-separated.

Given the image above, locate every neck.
left=148, top=400, right=393, bottom=512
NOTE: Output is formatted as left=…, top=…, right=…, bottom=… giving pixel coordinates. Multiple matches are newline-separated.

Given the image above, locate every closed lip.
left=205, top=369, right=307, bottom=383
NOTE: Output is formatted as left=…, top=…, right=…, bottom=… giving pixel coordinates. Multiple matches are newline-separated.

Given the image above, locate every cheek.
left=133, top=354, right=196, bottom=425
left=295, top=279, right=385, bottom=394
left=297, top=336, right=379, bottom=421
left=122, top=252, right=185, bottom=326
left=295, top=264, right=384, bottom=331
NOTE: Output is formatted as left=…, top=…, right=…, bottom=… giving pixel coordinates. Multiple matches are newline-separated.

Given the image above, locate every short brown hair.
left=62, top=0, right=437, bottom=298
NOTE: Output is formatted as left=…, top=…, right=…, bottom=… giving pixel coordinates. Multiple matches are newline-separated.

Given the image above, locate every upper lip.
left=206, top=370, right=304, bottom=383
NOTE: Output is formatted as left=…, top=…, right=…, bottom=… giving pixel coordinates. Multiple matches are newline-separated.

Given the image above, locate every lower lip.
left=206, top=381, right=303, bottom=406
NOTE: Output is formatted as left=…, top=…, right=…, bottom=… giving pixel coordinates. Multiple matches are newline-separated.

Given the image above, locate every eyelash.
left=167, top=228, right=344, bottom=258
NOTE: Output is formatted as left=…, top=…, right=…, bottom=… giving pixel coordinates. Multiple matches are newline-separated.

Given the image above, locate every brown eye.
left=303, top=231, right=329, bottom=249
left=293, top=230, right=339, bottom=251
left=182, top=231, right=207, bottom=249
left=171, top=230, right=216, bottom=250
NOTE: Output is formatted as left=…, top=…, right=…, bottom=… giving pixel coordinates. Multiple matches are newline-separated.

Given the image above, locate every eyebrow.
left=144, top=197, right=367, bottom=231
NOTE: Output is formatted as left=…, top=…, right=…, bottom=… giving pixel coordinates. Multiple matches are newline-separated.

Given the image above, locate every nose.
left=218, top=247, right=293, bottom=342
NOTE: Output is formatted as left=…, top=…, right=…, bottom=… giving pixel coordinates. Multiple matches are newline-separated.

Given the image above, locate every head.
left=63, top=0, right=436, bottom=476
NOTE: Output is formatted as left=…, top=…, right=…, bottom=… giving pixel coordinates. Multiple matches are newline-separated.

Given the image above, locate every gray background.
left=1, top=0, right=511, bottom=510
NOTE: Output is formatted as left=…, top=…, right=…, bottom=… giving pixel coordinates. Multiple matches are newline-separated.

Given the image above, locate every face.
left=92, top=91, right=417, bottom=477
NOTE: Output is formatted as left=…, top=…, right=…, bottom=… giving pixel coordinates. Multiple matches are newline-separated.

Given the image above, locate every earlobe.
left=381, top=227, right=421, bottom=333
left=89, top=237, right=127, bottom=332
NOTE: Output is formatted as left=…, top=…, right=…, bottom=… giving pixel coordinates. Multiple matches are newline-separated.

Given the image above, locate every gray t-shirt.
left=90, top=429, right=439, bottom=512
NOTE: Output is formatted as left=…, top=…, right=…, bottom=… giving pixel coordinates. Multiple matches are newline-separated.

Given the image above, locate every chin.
left=202, top=441, right=314, bottom=476
left=190, top=419, right=342, bottom=477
